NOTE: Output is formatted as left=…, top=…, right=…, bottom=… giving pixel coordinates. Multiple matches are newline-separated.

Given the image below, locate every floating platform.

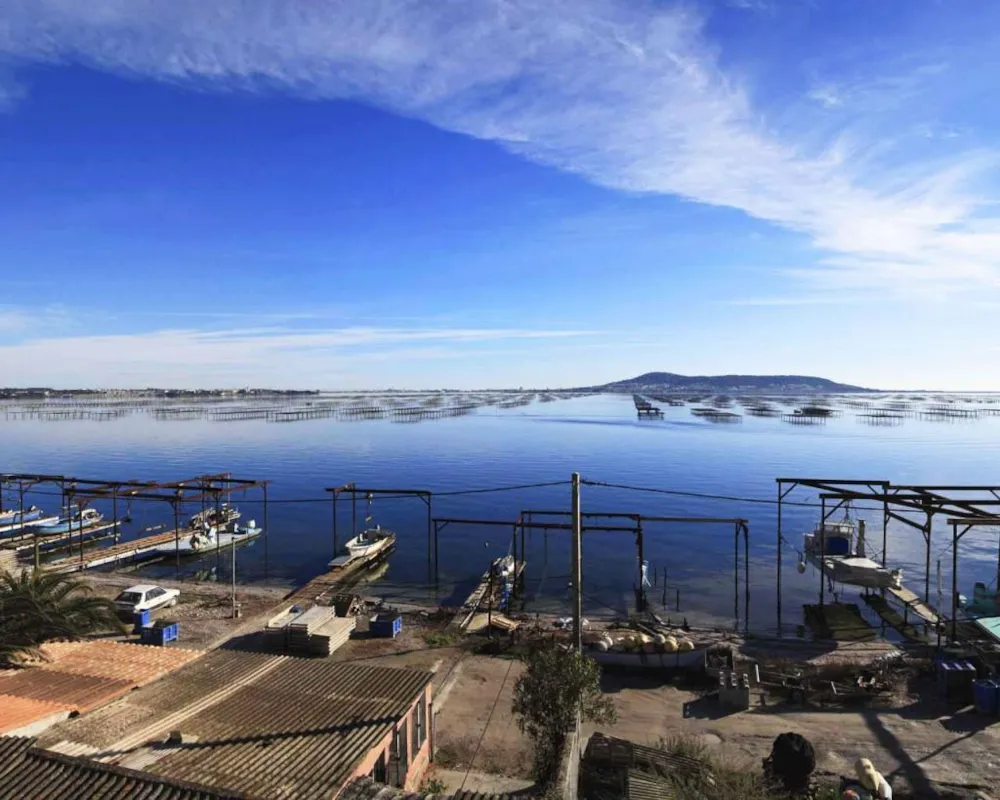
left=42, top=525, right=257, bottom=573
left=803, top=603, right=876, bottom=642
left=13, top=521, right=121, bottom=557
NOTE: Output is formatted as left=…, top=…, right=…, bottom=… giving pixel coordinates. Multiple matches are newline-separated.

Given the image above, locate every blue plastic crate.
left=140, top=622, right=179, bottom=646
left=973, top=679, right=1000, bottom=715
left=132, top=609, right=151, bottom=634
left=370, top=614, right=402, bottom=639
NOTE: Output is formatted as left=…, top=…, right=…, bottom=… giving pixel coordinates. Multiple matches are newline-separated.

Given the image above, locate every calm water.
left=4, top=394, right=1000, bottom=633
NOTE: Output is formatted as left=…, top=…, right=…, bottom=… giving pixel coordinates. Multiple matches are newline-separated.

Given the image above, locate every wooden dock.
left=886, top=585, right=940, bottom=626
left=450, top=557, right=526, bottom=631
left=42, top=526, right=258, bottom=573
left=861, top=593, right=929, bottom=643
left=285, top=545, right=396, bottom=606
left=13, top=521, right=121, bottom=557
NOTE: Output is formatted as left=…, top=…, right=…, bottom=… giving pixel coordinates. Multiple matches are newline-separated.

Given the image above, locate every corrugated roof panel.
left=0, top=670, right=133, bottom=712
left=0, top=694, right=73, bottom=734
left=38, top=641, right=203, bottom=685
left=0, top=737, right=247, bottom=799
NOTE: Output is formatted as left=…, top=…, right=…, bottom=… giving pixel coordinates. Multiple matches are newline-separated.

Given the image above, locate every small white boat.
left=328, top=525, right=396, bottom=568
left=345, top=525, right=394, bottom=559
left=801, top=515, right=902, bottom=590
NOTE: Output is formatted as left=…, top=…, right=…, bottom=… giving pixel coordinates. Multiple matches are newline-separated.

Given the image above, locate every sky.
left=1, top=0, right=999, bottom=390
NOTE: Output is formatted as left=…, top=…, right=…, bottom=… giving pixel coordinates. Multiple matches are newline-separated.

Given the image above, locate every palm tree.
left=0, top=568, right=125, bottom=665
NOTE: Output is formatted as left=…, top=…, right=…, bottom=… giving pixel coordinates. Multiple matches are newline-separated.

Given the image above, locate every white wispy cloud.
left=1, top=1, right=998, bottom=298
left=0, top=325, right=607, bottom=387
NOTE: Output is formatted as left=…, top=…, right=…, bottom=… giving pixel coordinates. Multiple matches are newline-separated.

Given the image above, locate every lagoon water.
left=4, top=393, right=1000, bottom=633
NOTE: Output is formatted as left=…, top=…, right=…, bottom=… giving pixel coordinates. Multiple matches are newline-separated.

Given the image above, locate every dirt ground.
left=81, top=572, right=289, bottom=651
left=592, top=669, right=1000, bottom=798
left=75, top=575, right=999, bottom=797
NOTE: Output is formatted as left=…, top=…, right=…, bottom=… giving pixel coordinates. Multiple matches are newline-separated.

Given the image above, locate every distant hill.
left=595, top=372, right=869, bottom=394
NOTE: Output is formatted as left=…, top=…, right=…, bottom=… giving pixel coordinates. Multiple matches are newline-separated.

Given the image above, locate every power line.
left=580, top=478, right=889, bottom=512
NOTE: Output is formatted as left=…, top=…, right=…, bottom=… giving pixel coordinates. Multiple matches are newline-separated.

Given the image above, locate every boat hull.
left=148, top=527, right=262, bottom=557
left=804, top=552, right=901, bottom=589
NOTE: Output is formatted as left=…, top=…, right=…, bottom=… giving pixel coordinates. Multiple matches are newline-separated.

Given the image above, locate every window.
left=414, top=695, right=427, bottom=750
left=372, top=749, right=387, bottom=783
left=397, top=718, right=409, bottom=778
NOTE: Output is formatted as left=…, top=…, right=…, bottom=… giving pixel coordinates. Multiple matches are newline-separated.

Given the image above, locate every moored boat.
left=188, top=503, right=241, bottom=533
left=148, top=519, right=262, bottom=557
left=0, top=505, right=47, bottom=525
left=28, top=507, right=103, bottom=535
left=801, top=514, right=902, bottom=590
left=345, top=525, right=395, bottom=560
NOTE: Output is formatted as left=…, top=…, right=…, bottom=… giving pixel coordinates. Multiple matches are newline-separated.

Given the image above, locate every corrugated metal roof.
left=141, top=661, right=434, bottom=798
left=0, top=736, right=246, bottom=799
left=0, top=694, right=72, bottom=734
left=41, top=650, right=435, bottom=800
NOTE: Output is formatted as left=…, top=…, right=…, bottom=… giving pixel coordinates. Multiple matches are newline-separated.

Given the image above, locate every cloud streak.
left=0, top=325, right=608, bottom=388
left=1, top=1, right=998, bottom=297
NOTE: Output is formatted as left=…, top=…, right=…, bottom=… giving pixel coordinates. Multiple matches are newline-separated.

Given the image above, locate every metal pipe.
left=571, top=472, right=583, bottom=653
left=734, top=521, right=739, bottom=628
left=636, top=519, right=644, bottom=613
left=882, top=496, right=889, bottom=568
left=174, top=497, right=181, bottom=570
left=744, top=523, right=750, bottom=634
left=951, top=522, right=959, bottom=642
left=263, top=484, right=269, bottom=580
left=819, top=497, right=826, bottom=608
left=924, top=509, right=932, bottom=604
left=776, top=481, right=782, bottom=634
left=332, top=491, right=338, bottom=560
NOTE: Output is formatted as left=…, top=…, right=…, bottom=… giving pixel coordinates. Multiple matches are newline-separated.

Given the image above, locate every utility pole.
left=571, top=472, right=583, bottom=653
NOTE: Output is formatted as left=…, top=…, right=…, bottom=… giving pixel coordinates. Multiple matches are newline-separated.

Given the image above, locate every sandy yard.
left=81, top=572, right=289, bottom=651
left=593, top=669, right=1000, bottom=798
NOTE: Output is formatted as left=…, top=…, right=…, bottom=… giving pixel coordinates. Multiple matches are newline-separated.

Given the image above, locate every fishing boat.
left=188, top=503, right=241, bottom=533
left=800, top=513, right=902, bottom=590
left=29, top=507, right=103, bottom=536
left=328, top=492, right=397, bottom=568
left=344, top=525, right=395, bottom=560
left=0, top=505, right=47, bottom=525
left=148, top=519, right=262, bottom=557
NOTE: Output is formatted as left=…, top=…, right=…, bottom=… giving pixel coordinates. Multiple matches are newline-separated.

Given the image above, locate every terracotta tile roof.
left=0, top=694, right=72, bottom=735
left=0, top=737, right=245, bottom=799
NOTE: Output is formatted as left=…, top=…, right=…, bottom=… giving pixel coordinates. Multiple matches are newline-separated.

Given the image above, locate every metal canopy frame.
left=776, top=477, right=1000, bottom=634
left=324, top=484, right=433, bottom=572
left=19, top=472, right=271, bottom=575
left=521, top=509, right=750, bottom=631
left=430, top=515, right=641, bottom=606
left=947, top=516, right=1000, bottom=642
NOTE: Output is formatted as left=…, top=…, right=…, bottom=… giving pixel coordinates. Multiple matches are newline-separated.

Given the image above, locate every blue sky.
left=1, top=0, right=999, bottom=389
